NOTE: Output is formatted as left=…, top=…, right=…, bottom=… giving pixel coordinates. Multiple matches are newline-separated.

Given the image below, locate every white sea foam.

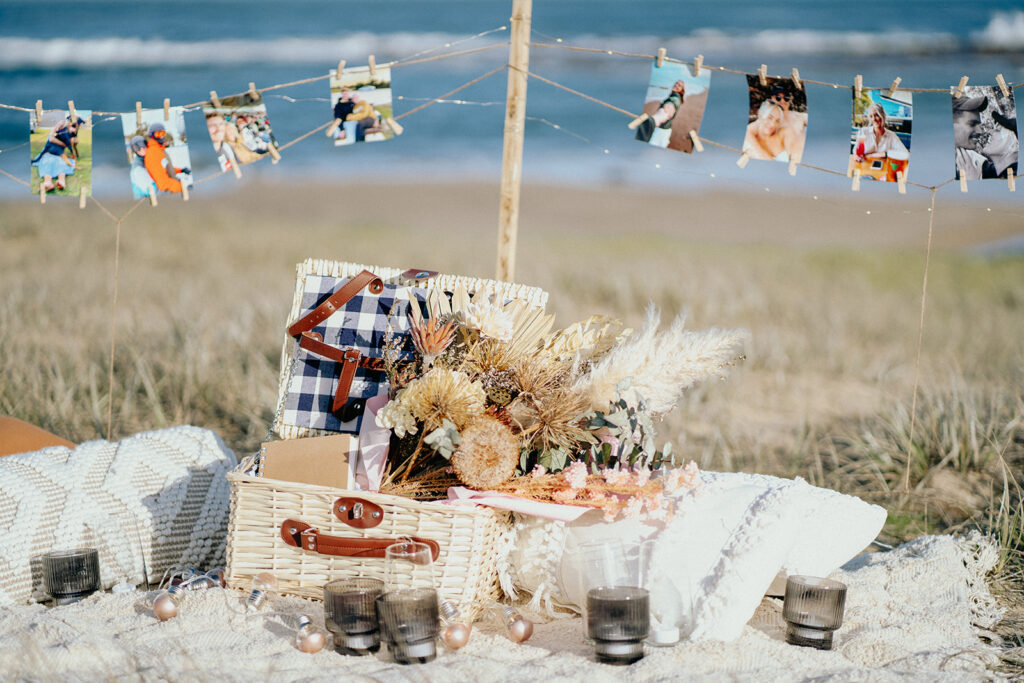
left=970, top=10, right=1024, bottom=51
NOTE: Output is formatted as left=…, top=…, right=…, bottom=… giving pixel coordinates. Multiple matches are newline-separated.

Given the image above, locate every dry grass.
left=1, top=182, right=1022, bottom=670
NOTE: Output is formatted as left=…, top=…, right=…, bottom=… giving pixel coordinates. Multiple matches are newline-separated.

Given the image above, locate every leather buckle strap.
left=296, top=333, right=383, bottom=418
left=287, top=270, right=383, bottom=338
left=280, top=519, right=441, bottom=561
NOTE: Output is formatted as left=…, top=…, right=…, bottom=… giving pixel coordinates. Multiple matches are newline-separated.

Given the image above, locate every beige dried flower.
left=461, top=301, right=514, bottom=341
left=401, top=367, right=486, bottom=431
left=410, top=316, right=456, bottom=368
left=450, top=415, right=520, bottom=489
left=375, top=392, right=418, bottom=438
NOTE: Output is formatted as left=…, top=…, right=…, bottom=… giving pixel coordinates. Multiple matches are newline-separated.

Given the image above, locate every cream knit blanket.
left=0, top=532, right=1004, bottom=681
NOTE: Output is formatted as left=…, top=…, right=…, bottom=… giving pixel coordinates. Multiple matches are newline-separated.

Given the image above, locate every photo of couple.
left=204, top=93, right=278, bottom=172
left=29, top=109, right=92, bottom=197
left=952, top=85, right=1018, bottom=181
left=634, top=61, right=710, bottom=154
left=741, top=77, right=807, bottom=164
left=327, top=65, right=396, bottom=146
left=120, top=107, right=194, bottom=199
left=849, top=90, right=912, bottom=183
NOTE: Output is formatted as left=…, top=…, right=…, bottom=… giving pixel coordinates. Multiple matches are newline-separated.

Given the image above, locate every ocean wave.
left=970, top=10, right=1024, bottom=51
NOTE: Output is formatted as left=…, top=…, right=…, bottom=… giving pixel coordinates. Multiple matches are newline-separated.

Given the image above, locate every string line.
left=395, top=65, right=507, bottom=120
left=512, top=65, right=636, bottom=117
left=106, top=217, right=123, bottom=439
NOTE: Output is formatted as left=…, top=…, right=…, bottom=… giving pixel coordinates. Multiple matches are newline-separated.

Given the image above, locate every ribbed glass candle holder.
left=586, top=586, right=650, bottom=665
left=782, top=575, right=847, bottom=650
left=324, top=578, right=385, bottom=655
left=376, top=588, right=440, bottom=664
left=42, top=548, right=101, bottom=605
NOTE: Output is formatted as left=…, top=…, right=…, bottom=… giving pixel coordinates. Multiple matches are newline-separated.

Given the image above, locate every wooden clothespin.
left=887, top=77, right=902, bottom=97
left=954, top=76, right=969, bottom=99
left=248, top=82, right=259, bottom=101
left=368, top=54, right=376, bottom=79
left=897, top=170, right=907, bottom=195
left=267, top=141, right=281, bottom=163
left=163, top=98, right=170, bottom=120
left=335, top=59, right=346, bottom=80
left=758, top=64, right=768, bottom=87
left=656, top=47, right=666, bottom=68
left=626, top=112, right=649, bottom=130
left=960, top=175, right=968, bottom=193
left=231, top=162, right=242, bottom=179
left=996, top=74, right=1010, bottom=98
left=34, top=99, right=43, bottom=124
left=693, top=54, right=702, bottom=77
left=790, top=68, right=801, bottom=90
left=788, top=159, right=797, bottom=176
left=39, top=184, right=46, bottom=204
left=327, top=118, right=343, bottom=137
left=846, top=156, right=855, bottom=178
left=688, top=129, right=703, bottom=152
left=79, top=187, right=87, bottom=209
left=736, top=152, right=750, bottom=168
left=135, top=102, right=143, bottom=128
left=852, top=169, right=861, bottom=191
left=854, top=75, right=863, bottom=100
left=1009, top=173, right=1016, bottom=193
left=386, top=118, right=404, bottom=136
left=209, top=90, right=222, bottom=109
left=181, top=182, right=189, bottom=201
left=149, top=192, right=158, bottom=207
left=67, top=100, right=77, bottom=121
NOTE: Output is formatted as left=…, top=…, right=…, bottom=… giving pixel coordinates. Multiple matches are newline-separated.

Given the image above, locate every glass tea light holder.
left=42, top=548, right=101, bottom=605
left=568, top=539, right=632, bottom=643
left=782, top=575, right=847, bottom=650
left=375, top=587, right=440, bottom=664
left=637, top=538, right=689, bottom=646
left=324, top=577, right=385, bottom=655
left=586, top=586, right=650, bottom=665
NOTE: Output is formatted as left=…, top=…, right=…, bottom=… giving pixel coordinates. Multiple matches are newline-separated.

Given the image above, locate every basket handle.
left=280, top=519, right=440, bottom=561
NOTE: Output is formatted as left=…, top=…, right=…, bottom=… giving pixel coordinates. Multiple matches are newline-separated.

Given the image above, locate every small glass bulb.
left=294, top=615, right=326, bottom=653
left=153, top=584, right=186, bottom=621
left=498, top=605, right=533, bottom=643
left=247, top=571, right=279, bottom=612
left=439, top=598, right=472, bottom=650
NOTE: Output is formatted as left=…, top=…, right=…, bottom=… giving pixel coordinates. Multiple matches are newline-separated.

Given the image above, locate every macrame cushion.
left=0, top=426, right=237, bottom=606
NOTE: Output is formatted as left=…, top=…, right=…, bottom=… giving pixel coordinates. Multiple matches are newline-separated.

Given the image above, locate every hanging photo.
left=952, top=85, right=1018, bottom=181
left=328, top=65, right=396, bottom=146
left=741, top=76, right=807, bottom=164
left=203, top=93, right=278, bottom=172
left=120, top=107, right=194, bottom=199
left=634, top=61, right=711, bottom=153
left=850, top=89, right=912, bottom=183
left=29, top=109, right=92, bottom=197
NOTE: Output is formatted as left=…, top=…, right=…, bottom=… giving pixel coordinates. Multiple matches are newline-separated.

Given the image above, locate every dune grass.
left=1, top=183, right=1021, bottom=670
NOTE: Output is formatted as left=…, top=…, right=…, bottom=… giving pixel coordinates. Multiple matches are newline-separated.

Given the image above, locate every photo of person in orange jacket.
left=144, top=122, right=190, bottom=193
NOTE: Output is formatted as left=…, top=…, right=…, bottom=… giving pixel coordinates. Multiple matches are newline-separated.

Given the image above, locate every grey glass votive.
left=375, top=588, right=439, bottom=664
left=586, top=586, right=650, bottom=665
left=782, top=575, right=847, bottom=650
left=324, top=578, right=385, bottom=655
left=42, top=548, right=101, bottom=605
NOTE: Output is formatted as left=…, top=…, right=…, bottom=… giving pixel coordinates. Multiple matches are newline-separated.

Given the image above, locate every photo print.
left=120, top=107, right=194, bottom=199
left=850, top=89, right=912, bottom=183
left=29, top=109, right=92, bottom=197
left=952, top=85, right=1018, bottom=181
left=203, top=93, right=278, bottom=172
left=634, top=61, right=711, bottom=153
left=328, top=65, right=396, bottom=146
left=741, top=76, right=807, bottom=164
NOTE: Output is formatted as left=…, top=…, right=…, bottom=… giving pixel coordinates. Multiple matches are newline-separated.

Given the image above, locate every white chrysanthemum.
left=375, top=393, right=418, bottom=438
left=462, top=301, right=514, bottom=341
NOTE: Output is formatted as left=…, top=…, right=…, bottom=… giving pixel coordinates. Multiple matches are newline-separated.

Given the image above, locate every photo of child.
left=29, top=109, right=92, bottom=197
left=120, top=107, right=194, bottom=199
left=634, top=61, right=710, bottom=154
left=327, top=65, right=396, bottom=146
left=203, top=93, right=278, bottom=172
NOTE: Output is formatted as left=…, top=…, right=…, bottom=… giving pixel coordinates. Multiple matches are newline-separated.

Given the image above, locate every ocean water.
left=1, top=0, right=1023, bottom=199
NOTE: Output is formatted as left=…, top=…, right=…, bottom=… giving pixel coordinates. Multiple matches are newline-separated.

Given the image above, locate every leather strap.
left=281, top=519, right=441, bottom=561
left=296, top=333, right=384, bottom=418
left=287, top=270, right=383, bottom=337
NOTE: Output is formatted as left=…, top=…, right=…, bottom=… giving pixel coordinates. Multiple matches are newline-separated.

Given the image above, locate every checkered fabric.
left=281, top=274, right=423, bottom=433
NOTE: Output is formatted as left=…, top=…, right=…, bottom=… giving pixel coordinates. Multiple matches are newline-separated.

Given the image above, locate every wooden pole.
left=495, top=0, right=532, bottom=282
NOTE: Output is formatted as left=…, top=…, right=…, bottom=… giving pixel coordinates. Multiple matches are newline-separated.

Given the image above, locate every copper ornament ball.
left=507, top=616, right=533, bottom=643
left=297, top=629, right=326, bottom=653
left=152, top=594, right=179, bottom=621
left=442, top=622, right=472, bottom=650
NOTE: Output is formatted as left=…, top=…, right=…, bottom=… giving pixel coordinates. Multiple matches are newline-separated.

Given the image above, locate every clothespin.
left=788, top=159, right=797, bottom=176
left=656, top=47, right=666, bottom=68
left=688, top=129, right=703, bottom=152
left=267, top=141, right=281, bottom=163
left=39, top=184, right=46, bottom=204
left=692, top=54, right=702, bottom=77
left=231, top=162, right=242, bottom=179
left=852, top=169, right=861, bottom=191
left=854, top=75, right=863, bottom=100
left=79, top=187, right=87, bottom=209
left=846, top=156, right=855, bottom=178
left=163, top=98, right=170, bottom=121
left=149, top=192, right=158, bottom=207
left=887, top=77, right=902, bottom=97
left=1009, top=173, right=1016, bottom=193
left=897, top=170, right=907, bottom=195
left=758, top=64, right=768, bottom=87
left=67, top=100, right=77, bottom=121
left=736, top=152, right=750, bottom=168
left=135, top=102, right=143, bottom=128
left=954, top=76, right=968, bottom=99
left=627, top=112, right=649, bottom=130
left=181, top=183, right=189, bottom=201
left=790, top=68, right=801, bottom=90
left=386, top=118, right=404, bottom=136
left=960, top=175, right=968, bottom=193
left=996, top=74, right=1010, bottom=98
left=368, top=54, right=376, bottom=79
left=335, top=59, right=346, bottom=79
left=34, top=99, right=43, bottom=124
left=248, top=82, right=259, bottom=101
left=327, top=118, right=342, bottom=137
left=210, top=90, right=222, bottom=109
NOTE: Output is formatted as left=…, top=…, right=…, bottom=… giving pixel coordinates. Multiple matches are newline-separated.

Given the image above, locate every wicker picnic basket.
left=225, top=458, right=511, bottom=620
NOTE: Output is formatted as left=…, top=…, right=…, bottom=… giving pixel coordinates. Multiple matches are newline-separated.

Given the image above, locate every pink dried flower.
left=587, top=490, right=608, bottom=502
left=601, top=466, right=631, bottom=486
left=531, top=464, right=547, bottom=477
left=665, top=461, right=701, bottom=492
left=634, top=465, right=651, bottom=487
left=563, top=461, right=588, bottom=489
left=552, top=488, right=579, bottom=503
left=623, top=497, right=643, bottom=519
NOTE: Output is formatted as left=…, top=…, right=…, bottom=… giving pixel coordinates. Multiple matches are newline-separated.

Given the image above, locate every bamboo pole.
left=495, top=0, right=532, bottom=282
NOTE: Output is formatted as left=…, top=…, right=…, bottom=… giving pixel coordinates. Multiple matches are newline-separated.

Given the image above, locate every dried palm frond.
left=573, top=305, right=748, bottom=416
left=402, top=367, right=486, bottom=431
left=544, top=315, right=630, bottom=364
left=451, top=415, right=520, bottom=489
